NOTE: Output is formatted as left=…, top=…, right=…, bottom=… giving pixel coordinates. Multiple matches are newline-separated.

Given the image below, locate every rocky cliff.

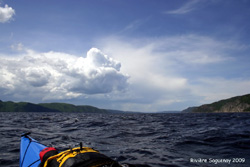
left=183, top=94, right=250, bottom=113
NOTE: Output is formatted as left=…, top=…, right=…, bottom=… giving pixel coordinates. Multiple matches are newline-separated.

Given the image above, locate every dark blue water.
left=0, top=112, right=250, bottom=167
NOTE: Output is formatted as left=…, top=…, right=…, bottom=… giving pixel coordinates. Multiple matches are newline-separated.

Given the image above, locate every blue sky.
left=1, top=0, right=250, bottom=112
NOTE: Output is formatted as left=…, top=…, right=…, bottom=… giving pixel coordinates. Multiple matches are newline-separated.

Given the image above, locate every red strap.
left=39, top=147, right=57, bottom=162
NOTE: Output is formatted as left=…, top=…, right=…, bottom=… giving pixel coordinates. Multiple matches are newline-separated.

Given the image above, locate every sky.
left=1, top=0, right=250, bottom=112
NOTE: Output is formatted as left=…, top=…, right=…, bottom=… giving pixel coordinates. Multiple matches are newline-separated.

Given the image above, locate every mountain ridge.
left=0, top=100, right=109, bottom=113
left=182, top=94, right=250, bottom=113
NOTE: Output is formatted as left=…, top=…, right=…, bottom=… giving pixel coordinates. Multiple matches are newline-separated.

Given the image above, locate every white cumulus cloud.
left=0, top=47, right=129, bottom=101
left=0, top=4, right=15, bottom=23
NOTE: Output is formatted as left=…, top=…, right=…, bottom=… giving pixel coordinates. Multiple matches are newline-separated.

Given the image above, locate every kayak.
left=19, top=134, right=114, bottom=167
left=19, top=133, right=132, bottom=167
left=20, top=133, right=47, bottom=167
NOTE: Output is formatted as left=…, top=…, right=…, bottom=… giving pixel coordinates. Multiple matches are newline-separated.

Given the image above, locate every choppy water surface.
left=0, top=112, right=250, bottom=167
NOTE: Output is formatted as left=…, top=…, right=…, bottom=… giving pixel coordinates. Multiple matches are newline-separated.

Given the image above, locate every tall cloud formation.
left=0, top=48, right=129, bottom=101
left=0, top=4, right=15, bottom=23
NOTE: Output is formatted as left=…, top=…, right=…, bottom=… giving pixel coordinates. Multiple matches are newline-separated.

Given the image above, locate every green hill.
left=39, top=103, right=108, bottom=113
left=0, top=100, right=108, bottom=113
left=183, top=94, right=250, bottom=113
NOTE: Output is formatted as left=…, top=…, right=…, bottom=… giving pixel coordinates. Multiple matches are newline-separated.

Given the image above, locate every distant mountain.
left=182, top=107, right=197, bottom=113
left=0, top=100, right=108, bottom=113
left=158, top=111, right=180, bottom=113
left=182, top=94, right=250, bottom=113
left=106, top=109, right=125, bottom=114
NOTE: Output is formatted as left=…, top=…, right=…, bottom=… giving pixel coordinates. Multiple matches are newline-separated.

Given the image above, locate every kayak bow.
left=20, top=133, right=47, bottom=167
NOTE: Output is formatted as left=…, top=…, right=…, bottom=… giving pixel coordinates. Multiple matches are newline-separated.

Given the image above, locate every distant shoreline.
left=1, top=93, right=250, bottom=113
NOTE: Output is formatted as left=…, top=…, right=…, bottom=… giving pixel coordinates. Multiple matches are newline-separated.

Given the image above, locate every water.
left=0, top=112, right=250, bottom=167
